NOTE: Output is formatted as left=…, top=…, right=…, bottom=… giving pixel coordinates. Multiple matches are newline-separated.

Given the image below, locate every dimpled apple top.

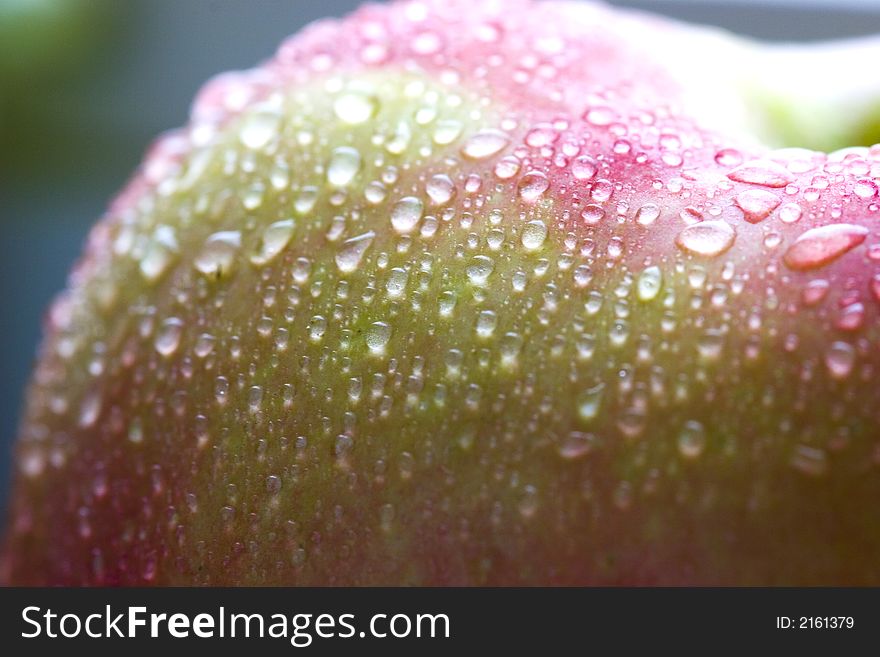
left=4, top=0, right=880, bottom=585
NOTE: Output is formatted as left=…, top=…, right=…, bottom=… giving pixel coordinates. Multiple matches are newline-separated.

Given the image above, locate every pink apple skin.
left=4, top=0, right=880, bottom=585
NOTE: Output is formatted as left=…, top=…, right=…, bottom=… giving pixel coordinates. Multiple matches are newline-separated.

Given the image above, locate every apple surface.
left=3, top=0, right=880, bottom=585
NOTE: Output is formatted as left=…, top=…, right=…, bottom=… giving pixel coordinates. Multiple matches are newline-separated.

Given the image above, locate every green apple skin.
left=4, top=0, right=880, bottom=585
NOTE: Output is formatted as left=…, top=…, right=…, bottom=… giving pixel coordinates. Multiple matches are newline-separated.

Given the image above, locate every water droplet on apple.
left=333, top=91, right=378, bottom=125
left=155, top=317, right=184, bottom=356
left=461, top=129, right=509, bottom=159
left=824, top=341, right=855, bottom=379
left=635, top=203, right=660, bottom=226
left=801, top=279, right=829, bottom=306
left=637, top=265, right=662, bottom=301
left=195, top=231, right=241, bottom=277
left=327, top=146, right=362, bottom=187
left=365, top=321, right=392, bottom=354
left=336, top=231, right=375, bottom=273
left=571, top=155, right=597, bottom=180
left=783, top=224, right=868, bottom=271
left=425, top=174, right=456, bottom=205
left=557, top=431, right=597, bottom=460
left=521, top=219, right=548, bottom=250
left=578, top=382, right=604, bottom=421
left=475, top=310, right=498, bottom=338
left=432, top=119, right=463, bottom=145
left=581, top=204, right=605, bottom=225
left=466, top=255, right=495, bottom=285
left=726, top=159, right=793, bottom=187
left=251, top=219, right=295, bottom=265
left=677, top=420, right=706, bottom=459
left=790, top=445, right=827, bottom=477
left=735, top=189, right=780, bottom=223
left=239, top=111, right=280, bottom=150
left=390, top=196, right=423, bottom=234
left=517, top=171, right=549, bottom=202
left=675, top=221, right=735, bottom=257
left=525, top=124, right=558, bottom=147
left=853, top=178, right=878, bottom=199
left=778, top=202, right=803, bottom=224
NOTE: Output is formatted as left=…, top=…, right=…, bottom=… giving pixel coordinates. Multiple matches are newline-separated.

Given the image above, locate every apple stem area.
left=745, top=35, right=880, bottom=152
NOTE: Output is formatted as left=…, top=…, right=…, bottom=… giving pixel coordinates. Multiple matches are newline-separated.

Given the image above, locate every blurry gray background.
left=2, top=0, right=880, bottom=520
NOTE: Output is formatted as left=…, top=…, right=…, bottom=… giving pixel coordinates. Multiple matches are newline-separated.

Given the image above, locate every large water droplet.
left=239, top=111, right=280, bottom=150
left=499, top=331, right=523, bottom=366
left=726, top=159, right=793, bottom=187
left=677, top=421, right=706, bottom=459
left=521, top=219, right=548, bottom=250
left=517, top=171, right=549, bottom=202
left=518, top=485, right=539, bottom=519
left=675, top=221, right=735, bottom=257
left=140, top=225, right=178, bottom=282
left=251, top=219, right=295, bottom=265
left=385, top=267, right=408, bottom=298
left=327, top=146, right=361, bottom=187
left=853, top=178, right=878, bottom=199
left=824, top=341, right=855, bottom=379
left=365, top=321, right=392, bottom=354
left=78, top=389, right=102, bottom=428
left=571, top=155, right=597, bottom=180
left=194, top=231, right=241, bottom=277
left=432, top=119, right=463, bottom=145
left=790, top=445, right=828, bottom=477
left=735, top=189, right=780, bottom=223
left=390, top=196, right=423, bottom=234
left=461, top=129, right=509, bottom=160
left=783, top=224, right=868, bottom=271
left=578, top=383, right=604, bottom=421
left=426, top=174, right=456, bottom=205
left=581, top=204, right=605, bottom=226
left=557, top=431, right=597, bottom=460
left=635, top=203, right=660, bottom=226
left=333, top=91, right=378, bottom=124
left=335, top=231, right=375, bottom=273
left=466, top=255, right=495, bottom=285
left=475, top=309, right=497, bottom=337
left=637, top=265, right=662, bottom=301
left=155, top=317, right=184, bottom=357
left=779, top=202, right=803, bottom=224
